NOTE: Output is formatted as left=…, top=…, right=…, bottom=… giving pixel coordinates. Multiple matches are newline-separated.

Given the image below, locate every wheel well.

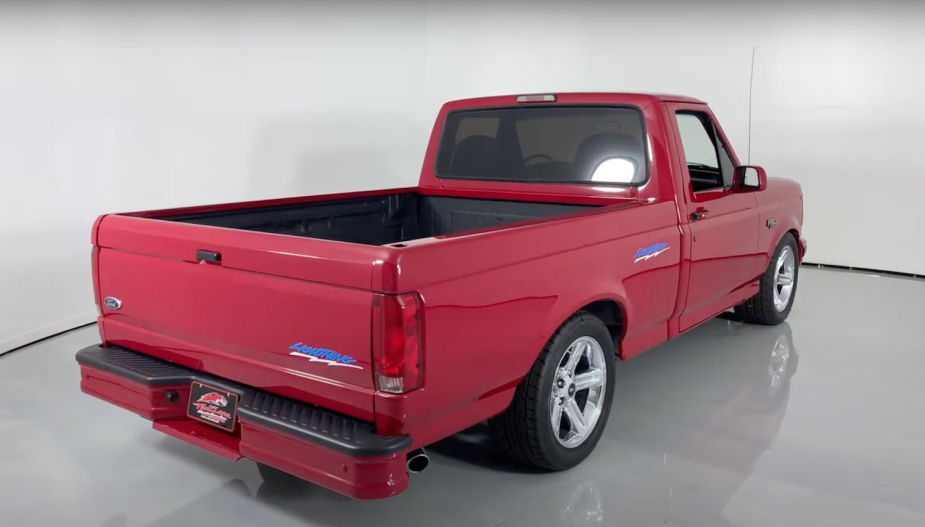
left=579, top=300, right=624, bottom=356
left=788, top=228, right=802, bottom=261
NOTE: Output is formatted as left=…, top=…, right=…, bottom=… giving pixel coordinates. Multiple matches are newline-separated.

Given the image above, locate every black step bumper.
left=76, top=344, right=411, bottom=458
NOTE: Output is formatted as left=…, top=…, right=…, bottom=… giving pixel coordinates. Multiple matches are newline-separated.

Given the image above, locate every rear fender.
left=474, top=290, right=630, bottom=422
left=541, top=289, right=630, bottom=357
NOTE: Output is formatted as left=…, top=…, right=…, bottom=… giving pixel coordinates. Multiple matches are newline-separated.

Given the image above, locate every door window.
left=675, top=112, right=734, bottom=192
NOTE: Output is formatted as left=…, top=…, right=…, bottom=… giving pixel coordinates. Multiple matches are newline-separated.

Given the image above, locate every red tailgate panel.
left=97, top=247, right=376, bottom=420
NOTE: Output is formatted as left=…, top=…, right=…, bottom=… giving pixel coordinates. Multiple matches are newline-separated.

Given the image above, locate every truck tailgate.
left=94, top=214, right=388, bottom=421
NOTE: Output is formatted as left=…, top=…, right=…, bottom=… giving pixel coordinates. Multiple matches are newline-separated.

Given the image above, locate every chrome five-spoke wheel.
left=734, top=233, right=799, bottom=325
left=773, top=245, right=796, bottom=312
left=489, top=311, right=615, bottom=470
left=549, top=336, right=607, bottom=448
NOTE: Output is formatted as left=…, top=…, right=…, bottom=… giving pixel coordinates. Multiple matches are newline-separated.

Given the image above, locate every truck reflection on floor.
left=136, top=319, right=798, bottom=527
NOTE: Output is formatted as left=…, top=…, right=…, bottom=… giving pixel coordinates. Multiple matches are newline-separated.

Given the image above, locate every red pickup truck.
left=76, top=92, right=806, bottom=500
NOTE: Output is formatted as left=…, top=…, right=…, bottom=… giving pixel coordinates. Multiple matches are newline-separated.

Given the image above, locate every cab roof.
left=444, top=92, right=707, bottom=110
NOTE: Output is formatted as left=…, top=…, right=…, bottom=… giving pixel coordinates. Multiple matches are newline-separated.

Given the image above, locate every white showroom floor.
left=1, top=268, right=924, bottom=527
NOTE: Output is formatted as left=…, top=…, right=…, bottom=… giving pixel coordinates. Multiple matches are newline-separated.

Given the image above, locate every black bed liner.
left=163, top=192, right=597, bottom=246
left=76, top=345, right=411, bottom=457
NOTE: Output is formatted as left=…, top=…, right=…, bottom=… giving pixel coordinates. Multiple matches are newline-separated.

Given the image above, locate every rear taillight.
left=372, top=292, right=423, bottom=394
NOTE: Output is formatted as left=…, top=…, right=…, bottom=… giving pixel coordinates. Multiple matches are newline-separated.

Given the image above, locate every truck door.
left=666, top=103, right=760, bottom=331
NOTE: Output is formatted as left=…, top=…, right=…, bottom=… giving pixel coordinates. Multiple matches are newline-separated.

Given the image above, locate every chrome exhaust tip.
left=406, top=448, right=430, bottom=473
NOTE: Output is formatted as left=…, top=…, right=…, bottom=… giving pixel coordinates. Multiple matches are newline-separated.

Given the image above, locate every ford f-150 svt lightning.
left=76, top=92, right=806, bottom=500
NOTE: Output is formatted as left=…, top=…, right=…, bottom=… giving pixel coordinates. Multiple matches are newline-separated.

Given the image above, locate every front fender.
left=758, top=179, right=803, bottom=261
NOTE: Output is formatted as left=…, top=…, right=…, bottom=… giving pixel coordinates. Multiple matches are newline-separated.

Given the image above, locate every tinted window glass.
left=435, top=107, right=648, bottom=185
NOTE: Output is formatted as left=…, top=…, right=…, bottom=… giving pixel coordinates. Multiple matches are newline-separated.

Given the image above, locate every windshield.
left=435, top=106, right=648, bottom=186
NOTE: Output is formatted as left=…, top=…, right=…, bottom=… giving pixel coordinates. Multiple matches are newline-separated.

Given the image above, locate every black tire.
left=735, top=233, right=800, bottom=325
left=488, top=311, right=616, bottom=471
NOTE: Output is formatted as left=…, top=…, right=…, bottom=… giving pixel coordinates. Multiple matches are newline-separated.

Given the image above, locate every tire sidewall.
left=537, top=315, right=616, bottom=468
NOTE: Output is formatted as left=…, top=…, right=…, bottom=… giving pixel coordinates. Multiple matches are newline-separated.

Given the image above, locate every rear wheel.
left=735, top=233, right=800, bottom=325
left=489, top=311, right=616, bottom=470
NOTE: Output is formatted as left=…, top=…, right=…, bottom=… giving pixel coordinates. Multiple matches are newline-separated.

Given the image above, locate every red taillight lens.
left=372, top=292, right=423, bottom=394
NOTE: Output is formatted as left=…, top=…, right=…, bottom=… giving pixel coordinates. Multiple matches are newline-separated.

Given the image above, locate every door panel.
left=683, top=190, right=758, bottom=329
left=667, top=104, right=760, bottom=331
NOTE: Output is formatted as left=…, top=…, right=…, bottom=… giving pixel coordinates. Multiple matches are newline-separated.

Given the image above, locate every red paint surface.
left=83, top=92, right=805, bottom=499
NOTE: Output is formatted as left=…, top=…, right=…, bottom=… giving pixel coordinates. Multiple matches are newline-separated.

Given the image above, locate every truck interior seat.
left=450, top=135, right=501, bottom=178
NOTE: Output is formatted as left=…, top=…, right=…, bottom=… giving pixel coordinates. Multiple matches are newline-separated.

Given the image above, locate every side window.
left=675, top=112, right=733, bottom=193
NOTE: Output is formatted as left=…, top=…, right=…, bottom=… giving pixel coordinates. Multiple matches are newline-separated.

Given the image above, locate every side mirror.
left=735, top=166, right=767, bottom=191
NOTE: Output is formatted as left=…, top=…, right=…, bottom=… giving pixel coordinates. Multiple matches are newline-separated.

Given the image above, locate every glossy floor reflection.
left=2, top=268, right=925, bottom=526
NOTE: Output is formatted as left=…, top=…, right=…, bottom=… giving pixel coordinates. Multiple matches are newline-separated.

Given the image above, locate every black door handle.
left=691, top=210, right=709, bottom=221
left=196, top=250, right=222, bottom=264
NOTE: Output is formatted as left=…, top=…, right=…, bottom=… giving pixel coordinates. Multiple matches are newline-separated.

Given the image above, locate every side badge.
left=103, top=297, right=122, bottom=310
left=634, top=243, right=670, bottom=263
left=767, top=218, right=777, bottom=228
left=288, top=342, right=363, bottom=369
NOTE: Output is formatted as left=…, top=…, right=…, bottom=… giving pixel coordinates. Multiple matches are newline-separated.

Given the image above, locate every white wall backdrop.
left=0, top=3, right=427, bottom=354
left=1, top=1, right=924, bottom=353
left=749, top=3, right=925, bottom=275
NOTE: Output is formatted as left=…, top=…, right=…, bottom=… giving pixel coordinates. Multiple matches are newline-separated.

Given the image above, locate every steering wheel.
left=522, top=153, right=554, bottom=165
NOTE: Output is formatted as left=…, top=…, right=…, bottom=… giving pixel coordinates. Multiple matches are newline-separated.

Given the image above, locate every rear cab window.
left=435, top=106, right=649, bottom=186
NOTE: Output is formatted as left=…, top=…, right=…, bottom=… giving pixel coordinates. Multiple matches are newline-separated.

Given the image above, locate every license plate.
left=187, top=381, right=239, bottom=432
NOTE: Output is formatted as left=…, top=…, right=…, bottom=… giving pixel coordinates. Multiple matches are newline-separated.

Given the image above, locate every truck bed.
left=161, top=192, right=597, bottom=246
left=91, top=190, right=601, bottom=422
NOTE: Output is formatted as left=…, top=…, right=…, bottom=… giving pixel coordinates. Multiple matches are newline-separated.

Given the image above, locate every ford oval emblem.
left=103, top=297, right=122, bottom=310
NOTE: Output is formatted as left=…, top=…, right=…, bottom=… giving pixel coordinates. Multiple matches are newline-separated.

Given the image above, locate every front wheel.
left=735, top=233, right=800, bottom=325
left=489, top=311, right=616, bottom=471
